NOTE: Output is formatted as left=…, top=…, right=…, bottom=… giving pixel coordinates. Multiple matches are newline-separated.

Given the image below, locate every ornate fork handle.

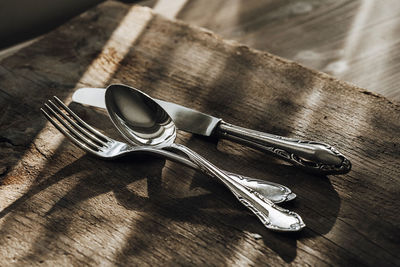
left=223, top=172, right=296, bottom=203
left=128, top=146, right=295, bottom=203
left=170, top=144, right=305, bottom=231
left=218, top=121, right=351, bottom=174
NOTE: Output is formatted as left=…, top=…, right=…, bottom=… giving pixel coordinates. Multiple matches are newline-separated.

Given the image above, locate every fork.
left=41, top=96, right=295, bottom=203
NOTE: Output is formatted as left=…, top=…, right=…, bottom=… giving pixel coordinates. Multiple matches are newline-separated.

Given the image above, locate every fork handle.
left=217, top=121, right=351, bottom=174
left=140, top=147, right=295, bottom=203
left=169, top=143, right=305, bottom=231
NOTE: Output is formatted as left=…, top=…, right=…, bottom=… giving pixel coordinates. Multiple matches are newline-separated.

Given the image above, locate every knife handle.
left=217, top=121, right=351, bottom=174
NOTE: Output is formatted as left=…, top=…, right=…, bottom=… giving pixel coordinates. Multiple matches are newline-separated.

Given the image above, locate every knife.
left=72, top=86, right=351, bottom=174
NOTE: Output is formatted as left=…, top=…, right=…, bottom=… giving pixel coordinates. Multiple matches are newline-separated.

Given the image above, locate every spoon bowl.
left=106, top=85, right=176, bottom=147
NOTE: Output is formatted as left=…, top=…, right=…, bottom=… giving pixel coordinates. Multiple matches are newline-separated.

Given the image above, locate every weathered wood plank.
left=175, top=0, right=400, bottom=102
left=0, top=1, right=399, bottom=266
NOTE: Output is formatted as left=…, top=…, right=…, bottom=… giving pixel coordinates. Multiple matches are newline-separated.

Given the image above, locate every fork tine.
left=53, top=96, right=112, bottom=142
left=48, top=100, right=108, bottom=147
left=41, top=108, right=98, bottom=154
left=44, top=103, right=102, bottom=151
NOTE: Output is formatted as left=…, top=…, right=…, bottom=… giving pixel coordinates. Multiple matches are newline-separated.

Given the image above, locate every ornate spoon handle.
left=218, top=121, right=351, bottom=174
left=170, top=144, right=305, bottom=232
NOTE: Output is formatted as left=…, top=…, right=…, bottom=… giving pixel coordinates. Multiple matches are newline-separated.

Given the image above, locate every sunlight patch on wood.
left=226, top=236, right=262, bottom=266
left=153, top=0, right=188, bottom=19
left=78, top=6, right=154, bottom=88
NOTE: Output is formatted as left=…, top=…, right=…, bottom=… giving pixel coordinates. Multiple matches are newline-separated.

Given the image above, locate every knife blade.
left=72, top=87, right=221, bottom=136
left=72, top=85, right=351, bottom=174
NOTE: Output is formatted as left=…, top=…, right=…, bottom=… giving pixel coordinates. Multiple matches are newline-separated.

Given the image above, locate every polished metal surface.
left=156, top=99, right=221, bottom=136
left=73, top=87, right=221, bottom=136
left=72, top=87, right=107, bottom=108
left=106, top=85, right=177, bottom=148
left=105, top=84, right=305, bottom=231
left=41, top=96, right=296, bottom=204
left=73, top=86, right=351, bottom=174
left=218, top=122, right=352, bottom=174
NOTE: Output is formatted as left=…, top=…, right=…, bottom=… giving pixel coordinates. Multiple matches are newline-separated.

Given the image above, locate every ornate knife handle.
left=217, top=121, right=351, bottom=174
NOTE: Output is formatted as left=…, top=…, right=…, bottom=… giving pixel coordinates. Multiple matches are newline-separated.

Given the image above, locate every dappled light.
left=0, top=0, right=399, bottom=266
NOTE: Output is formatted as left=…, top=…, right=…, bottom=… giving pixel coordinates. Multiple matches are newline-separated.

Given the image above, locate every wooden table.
left=0, top=2, right=399, bottom=265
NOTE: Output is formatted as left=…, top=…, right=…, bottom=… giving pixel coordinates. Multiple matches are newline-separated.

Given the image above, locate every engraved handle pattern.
left=170, top=143, right=305, bottom=231
left=223, top=171, right=296, bottom=203
left=218, top=121, right=351, bottom=174
left=133, top=146, right=295, bottom=203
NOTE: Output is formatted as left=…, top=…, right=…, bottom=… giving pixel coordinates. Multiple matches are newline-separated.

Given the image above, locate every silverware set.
left=42, top=84, right=351, bottom=232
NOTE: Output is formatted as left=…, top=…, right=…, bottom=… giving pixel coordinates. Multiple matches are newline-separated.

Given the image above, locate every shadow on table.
left=0, top=2, right=134, bottom=185
left=87, top=6, right=343, bottom=263
left=0, top=1, right=344, bottom=264
left=0, top=105, right=339, bottom=265
left=0, top=145, right=292, bottom=264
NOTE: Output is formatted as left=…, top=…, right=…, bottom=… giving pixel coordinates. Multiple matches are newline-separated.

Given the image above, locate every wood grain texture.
left=174, top=0, right=400, bottom=102
left=0, top=1, right=399, bottom=266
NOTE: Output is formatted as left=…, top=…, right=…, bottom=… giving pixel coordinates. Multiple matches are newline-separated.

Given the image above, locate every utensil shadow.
left=71, top=99, right=340, bottom=264
left=0, top=152, right=174, bottom=262
left=182, top=133, right=342, bottom=262
left=1, top=143, right=303, bottom=263
left=57, top=105, right=304, bottom=262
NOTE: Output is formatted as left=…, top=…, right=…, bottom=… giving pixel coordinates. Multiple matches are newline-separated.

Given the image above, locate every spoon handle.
left=169, top=144, right=305, bottom=231
left=217, top=121, right=351, bottom=174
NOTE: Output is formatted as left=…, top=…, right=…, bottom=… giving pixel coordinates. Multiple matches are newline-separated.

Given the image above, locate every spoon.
left=105, top=84, right=305, bottom=231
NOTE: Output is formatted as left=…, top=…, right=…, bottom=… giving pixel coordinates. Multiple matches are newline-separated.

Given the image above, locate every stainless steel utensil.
left=41, top=96, right=296, bottom=204
left=104, top=84, right=305, bottom=231
left=72, top=86, right=351, bottom=174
